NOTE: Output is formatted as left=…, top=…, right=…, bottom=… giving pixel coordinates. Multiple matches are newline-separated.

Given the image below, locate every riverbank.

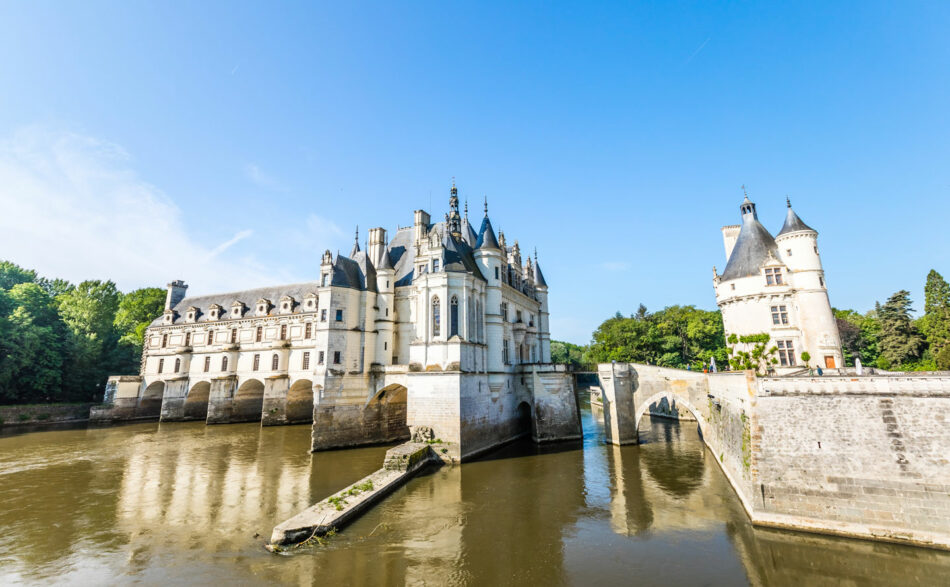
left=0, top=403, right=95, bottom=427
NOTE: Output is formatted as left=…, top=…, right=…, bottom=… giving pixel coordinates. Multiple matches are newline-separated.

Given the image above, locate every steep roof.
left=152, top=281, right=321, bottom=326
left=475, top=215, right=499, bottom=249
left=442, top=231, right=487, bottom=280
left=377, top=246, right=394, bottom=271
left=534, top=261, right=548, bottom=287
left=463, top=218, right=478, bottom=247
left=777, top=204, right=816, bottom=236
left=720, top=215, right=779, bottom=281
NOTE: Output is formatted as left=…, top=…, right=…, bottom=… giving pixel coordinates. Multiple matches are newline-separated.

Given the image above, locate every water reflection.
left=2, top=402, right=950, bottom=585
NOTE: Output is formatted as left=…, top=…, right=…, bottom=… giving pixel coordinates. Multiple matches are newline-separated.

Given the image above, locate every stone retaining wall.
left=0, top=403, right=95, bottom=426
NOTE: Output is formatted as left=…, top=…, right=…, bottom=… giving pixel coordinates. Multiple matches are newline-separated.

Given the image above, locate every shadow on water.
left=1, top=395, right=950, bottom=585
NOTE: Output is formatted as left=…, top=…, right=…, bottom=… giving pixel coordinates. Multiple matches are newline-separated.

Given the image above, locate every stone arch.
left=633, top=391, right=706, bottom=441
left=234, top=378, right=265, bottom=422
left=367, top=383, right=408, bottom=406
left=184, top=381, right=211, bottom=420
left=286, top=379, right=314, bottom=424
left=138, top=380, right=165, bottom=417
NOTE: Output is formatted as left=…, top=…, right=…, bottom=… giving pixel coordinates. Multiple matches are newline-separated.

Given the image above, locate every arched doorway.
left=233, top=379, right=265, bottom=422
left=286, top=379, right=314, bottom=424
left=517, top=401, right=534, bottom=439
left=184, top=381, right=211, bottom=420
left=138, top=381, right=165, bottom=418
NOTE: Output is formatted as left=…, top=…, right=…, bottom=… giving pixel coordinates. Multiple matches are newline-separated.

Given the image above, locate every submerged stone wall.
left=0, top=403, right=96, bottom=426
left=598, top=364, right=950, bottom=550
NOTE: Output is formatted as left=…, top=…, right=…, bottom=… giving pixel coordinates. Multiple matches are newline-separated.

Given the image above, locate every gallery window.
left=256, top=326, right=263, bottom=342
left=184, top=333, right=191, bottom=346
left=203, top=356, right=210, bottom=372
left=318, top=351, right=325, bottom=365
left=158, top=358, right=164, bottom=373
left=207, top=330, right=215, bottom=345
left=771, top=305, right=789, bottom=325
left=280, top=324, right=287, bottom=340
left=174, top=358, right=181, bottom=373
left=253, top=354, right=260, bottom=371
left=230, top=328, right=237, bottom=344
left=432, top=296, right=441, bottom=337
left=271, top=354, right=279, bottom=370
left=221, top=356, right=228, bottom=371
left=777, top=340, right=796, bottom=366
left=302, top=352, right=310, bottom=370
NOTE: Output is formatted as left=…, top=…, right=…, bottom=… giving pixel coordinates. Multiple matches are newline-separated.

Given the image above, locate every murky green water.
left=2, top=399, right=950, bottom=585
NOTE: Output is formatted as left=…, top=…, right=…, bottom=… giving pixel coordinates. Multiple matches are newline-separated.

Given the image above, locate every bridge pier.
left=261, top=375, right=291, bottom=426
left=159, top=377, right=190, bottom=421
left=206, top=375, right=239, bottom=424
left=598, top=363, right=640, bottom=445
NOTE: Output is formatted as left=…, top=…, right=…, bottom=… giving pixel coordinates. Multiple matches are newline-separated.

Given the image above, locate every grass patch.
left=326, top=480, right=375, bottom=511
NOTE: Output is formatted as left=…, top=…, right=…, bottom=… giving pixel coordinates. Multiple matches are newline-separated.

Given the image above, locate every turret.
left=533, top=250, right=551, bottom=363
left=165, top=280, right=188, bottom=311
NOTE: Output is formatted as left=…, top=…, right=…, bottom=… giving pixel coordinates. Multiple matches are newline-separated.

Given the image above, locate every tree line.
left=552, top=269, right=950, bottom=373
left=0, top=260, right=165, bottom=405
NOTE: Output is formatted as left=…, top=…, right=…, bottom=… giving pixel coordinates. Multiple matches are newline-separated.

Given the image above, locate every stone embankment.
left=269, top=442, right=440, bottom=547
left=0, top=403, right=95, bottom=426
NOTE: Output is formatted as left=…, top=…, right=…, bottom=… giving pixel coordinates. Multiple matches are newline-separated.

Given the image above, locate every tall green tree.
left=0, top=260, right=37, bottom=290
left=876, top=290, right=925, bottom=368
left=113, top=287, right=166, bottom=373
left=0, top=284, right=65, bottom=403
left=834, top=308, right=881, bottom=367
left=921, top=270, right=950, bottom=366
left=57, top=280, right=122, bottom=401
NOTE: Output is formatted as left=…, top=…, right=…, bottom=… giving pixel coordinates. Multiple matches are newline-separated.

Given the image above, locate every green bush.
left=17, top=413, right=32, bottom=422
left=937, top=347, right=950, bottom=371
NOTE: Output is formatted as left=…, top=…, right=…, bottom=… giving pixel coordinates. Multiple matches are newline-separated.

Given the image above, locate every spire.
left=475, top=214, right=499, bottom=250
left=447, top=182, right=462, bottom=237
left=533, top=249, right=548, bottom=287
left=777, top=197, right=816, bottom=236
left=350, top=225, right=361, bottom=257
left=464, top=198, right=469, bottom=221
left=484, top=195, right=488, bottom=217
left=377, top=246, right=394, bottom=271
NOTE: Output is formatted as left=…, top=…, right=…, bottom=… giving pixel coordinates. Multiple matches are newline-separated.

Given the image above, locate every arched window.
left=450, top=296, right=459, bottom=338
left=174, top=358, right=181, bottom=373
left=431, top=296, right=441, bottom=337
left=467, top=297, right=474, bottom=340
left=221, top=356, right=228, bottom=371
left=271, top=354, right=279, bottom=370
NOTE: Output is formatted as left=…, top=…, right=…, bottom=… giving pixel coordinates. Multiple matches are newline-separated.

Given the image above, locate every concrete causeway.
left=269, top=442, right=438, bottom=546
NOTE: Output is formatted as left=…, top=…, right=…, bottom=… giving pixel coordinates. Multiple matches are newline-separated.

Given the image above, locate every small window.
left=814, top=246, right=818, bottom=255
left=502, top=339, right=510, bottom=365
left=271, top=354, right=279, bottom=370
left=282, top=302, right=289, bottom=311
left=280, top=324, right=287, bottom=340
left=731, top=283, right=736, bottom=291
left=230, top=328, right=237, bottom=344
left=386, top=308, right=389, bottom=316
left=386, top=280, right=390, bottom=288
left=771, top=305, right=789, bottom=325
left=494, top=266, right=499, bottom=280
left=305, top=322, right=312, bottom=339
left=256, top=326, right=263, bottom=342
left=384, top=341, right=388, bottom=350
left=162, top=334, right=168, bottom=348
left=221, top=356, right=228, bottom=371
left=307, top=300, right=314, bottom=308
left=207, top=331, right=215, bottom=345
left=318, top=351, right=325, bottom=365
left=333, top=351, right=341, bottom=364
left=303, top=351, right=311, bottom=370
left=819, top=276, right=825, bottom=287
left=335, top=309, right=343, bottom=322
left=253, top=354, right=260, bottom=371
left=158, top=358, right=164, bottom=373
left=174, top=358, right=181, bottom=373
left=204, top=356, right=210, bottom=372
left=516, top=310, right=522, bottom=323
left=432, top=259, right=440, bottom=272
left=787, top=249, right=792, bottom=256
left=765, top=267, right=784, bottom=285
left=184, top=333, right=191, bottom=346
left=321, top=309, right=328, bottom=322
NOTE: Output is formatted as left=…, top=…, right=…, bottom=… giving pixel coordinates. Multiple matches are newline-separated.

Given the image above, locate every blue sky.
left=1, top=1, right=948, bottom=344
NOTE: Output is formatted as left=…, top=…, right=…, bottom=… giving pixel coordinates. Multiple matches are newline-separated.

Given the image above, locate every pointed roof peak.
left=475, top=215, right=499, bottom=250
left=350, top=225, right=361, bottom=257
left=777, top=201, right=816, bottom=236
left=786, top=195, right=792, bottom=208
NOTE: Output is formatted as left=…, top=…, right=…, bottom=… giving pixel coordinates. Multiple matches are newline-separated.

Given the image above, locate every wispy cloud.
left=0, top=126, right=292, bottom=293
left=600, top=261, right=630, bottom=272
left=244, top=163, right=286, bottom=191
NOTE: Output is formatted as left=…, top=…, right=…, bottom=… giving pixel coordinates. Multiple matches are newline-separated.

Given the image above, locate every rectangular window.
left=819, top=276, right=825, bottom=287
left=158, top=358, right=164, bottom=373
left=184, top=333, right=191, bottom=346
left=384, top=341, right=388, bottom=350
left=494, top=266, right=499, bottom=280
left=321, top=309, right=327, bottom=322
left=333, top=351, right=341, bottom=364
left=770, top=305, right=789, bottom=325
left=321, top=274, right=329, bottom=286
left=516, top=310, right=522, bottom=323
left=256, top=326, right=263, bottom=342
left=280, top=324, right=287, bottom=340
left=204, top=356, right=210, bottom=372
left=207, top=331, right=215, bottom=345
left=503, top=339, right=510, bottom=365
left=305, top=322, right=312, bottom=339
left=765, top=267, right=784, bottom=285
left=529, top=314, right=535, bottom=327
left=318, top=351, right=325, bottom=365
left=253, top=354, right=260, bottom=371
left=777, top=340, right=796, bottom=366
left=432, top=259, right=439, bottom=272
left=335, top=309, right=343, bottom=322
left=230, top=328, right=237, bottom=344
left=303, top=352, right=310, bottom=370
left=162, top=334, right=168, bottom=348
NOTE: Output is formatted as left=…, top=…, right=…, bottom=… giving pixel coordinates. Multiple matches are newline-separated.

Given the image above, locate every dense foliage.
left=0, top=260, right=164, bottom=404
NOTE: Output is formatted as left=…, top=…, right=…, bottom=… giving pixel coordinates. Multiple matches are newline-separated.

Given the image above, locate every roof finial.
left=741, top=184, right=748, bottom=198
left=786, top=195, right=792, bottom=208
left=483, top=195, right=488, bottom=216
left=355, top=225, right=359, bottom=243
left=464, top=198, right=469, bottom=220
left=534, top=247, right=538, bottom=262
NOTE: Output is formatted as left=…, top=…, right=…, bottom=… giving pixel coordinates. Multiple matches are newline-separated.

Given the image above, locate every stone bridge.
left=597, top=362, right=950, bottom=551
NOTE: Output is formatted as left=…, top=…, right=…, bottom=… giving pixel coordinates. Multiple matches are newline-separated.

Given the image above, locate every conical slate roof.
left=475, top=216, right=499, bottom=250
left=720, top=214, right=779, bottom=281
left=777, top=202, right=816, bottom=236
left=463, top=218, right=478, bottom=247
left=534, top=261, right=548, bottom=287
left=377, top=247, right=394, bottom=271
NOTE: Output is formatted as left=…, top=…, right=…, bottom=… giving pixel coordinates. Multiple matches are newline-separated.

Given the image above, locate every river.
left=2, top=398, right=950, bottom=585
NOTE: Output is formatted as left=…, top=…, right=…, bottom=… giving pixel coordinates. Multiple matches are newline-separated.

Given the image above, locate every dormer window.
left=163, top=309, right=175, bottom=325
left=280, top=296, right=295, bottom=314
left=304, top=293, right=318, bottom=311
left=231, top=301, right=246, bottom=318
left=765, top=267, right=784, bottom=285
left=185, top=306, right=199, bottom=323
left=208, top=304, right=222, bottom=321
left=256, top=299, right=271, bottom=316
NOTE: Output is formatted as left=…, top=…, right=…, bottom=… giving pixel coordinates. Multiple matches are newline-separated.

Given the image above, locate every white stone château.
left=98, top=185, right=580, bottom=460
left=713, top=193, right=843, bottom=371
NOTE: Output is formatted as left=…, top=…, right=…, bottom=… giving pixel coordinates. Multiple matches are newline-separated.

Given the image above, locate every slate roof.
left=463, top=218, right=478, bottom=247
left=534, top=262, right=548, bottom=287
left=777, top=205, right=816, bottom=236
left=442, top=230, right=486, bottom=280
left=720, top=215, right=780, bottom=281
left=153, top=281, right=321, bottom=326
left=475, top=215, right=499, bottom=249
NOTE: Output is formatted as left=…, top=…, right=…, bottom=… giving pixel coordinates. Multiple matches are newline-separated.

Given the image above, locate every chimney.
left=368, top=227, right=387, bottom=267
left=414, top=210, right=430, bottom=244
left=165, top=280, right=188, bottom=311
